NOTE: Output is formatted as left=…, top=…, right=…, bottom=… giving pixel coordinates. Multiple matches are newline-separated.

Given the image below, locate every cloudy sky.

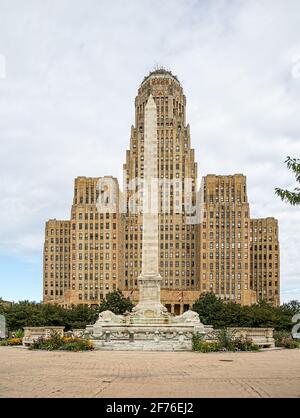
left=0, top=0, right=299, bottom=303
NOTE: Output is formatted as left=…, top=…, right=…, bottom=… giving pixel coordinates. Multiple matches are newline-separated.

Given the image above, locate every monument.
left=0, top=314, right=6, bottom=339
left=86, top=95, right=210, bottom=351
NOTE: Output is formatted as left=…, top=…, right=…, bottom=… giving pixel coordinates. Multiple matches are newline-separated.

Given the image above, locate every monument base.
left=85, top=310, right=212, bottom=352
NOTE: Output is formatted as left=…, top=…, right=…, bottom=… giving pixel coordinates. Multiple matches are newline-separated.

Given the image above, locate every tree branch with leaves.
left=275, top=156, right=300, bottom=206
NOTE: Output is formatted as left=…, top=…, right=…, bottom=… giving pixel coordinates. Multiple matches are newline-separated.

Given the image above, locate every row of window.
left=202, top=221, right=247, bottom=228
left=75, top=223, right=117, bottom=230
left=251, top=245, right=278, bottom=251
left=202, top=263, right=249, bottom=270
left=73, top=212, right=117, bottom=220
left=203, top=253, right=248, bottom=259
left=202, top=232, right=247, bottom=239
left=204, top=211, right=247, bottom=219
left=46, top=229, right=69, bottom=236
left=46, top=238, right=69, bottom=244
left=74, top=233, right=117, bottom=241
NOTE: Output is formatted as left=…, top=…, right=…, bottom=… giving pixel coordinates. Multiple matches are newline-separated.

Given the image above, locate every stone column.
left=142, top=94, right=159, bottom=276
left=133, top=95, right=167, bottom=318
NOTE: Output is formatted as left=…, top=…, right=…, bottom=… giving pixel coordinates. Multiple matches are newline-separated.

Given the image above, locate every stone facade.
left=198, top=174, right=257, bottom=305
left=250, top=218, right=280, bottom=305
left=122, top=70, right=198, bottom=314
left=43, top=220, right=70, bottom=305
left=42, top=69, right=280, bottom=308
left=44, top=177, right=123, bottom=307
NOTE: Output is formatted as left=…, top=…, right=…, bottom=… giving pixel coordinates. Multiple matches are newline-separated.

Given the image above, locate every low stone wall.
left=64, top=329, right=86, bottom=338
left=22, top=326, right=65, bottom=346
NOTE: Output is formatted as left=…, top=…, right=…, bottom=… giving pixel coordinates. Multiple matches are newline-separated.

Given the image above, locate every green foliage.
left=275, top=156, right=300, bottom=206
left=274, top=330, right=300, bottom=349
left=64, top=304, right=99, bottom=330
left=192, top=293, right=297, bottom=332
left=14, top=329, right=24, bottom=338
left=274, top=330, right=290, bottom=345
left=59, top=339, right=93, bottom=351
left=192, top=337, right=221, bottom=352
left=233, top=337, right=259, bottom=352
left=98, top=290, right=134, bottom=315
left=278, top=338, right=300, bottom=349
left=214, top=328, right=259, bottom=351
left=192, top=293, right=224, bottom=326
left=0, top=337, right=23, bottom=346
left=215, top=328, right=237, bottom=351
left=281, top=300, right=300, bottom=315
left=0, top=290, right=133, bottom=332
left=0, top=299, right=99, bottom=332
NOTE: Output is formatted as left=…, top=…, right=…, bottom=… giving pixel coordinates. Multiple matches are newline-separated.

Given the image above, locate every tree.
left=281, top=300, right=300, bottom=315
left=275, top=156, right=300, bottom=206
left=0, top=301, right=99, bottom=332
left=98, top=290, right=134, bottom=315
left=192, top=293, right=224, bottom=326
left=192, top=293, right=296, bottom=331
left=65, top=304, right=98, bottom=329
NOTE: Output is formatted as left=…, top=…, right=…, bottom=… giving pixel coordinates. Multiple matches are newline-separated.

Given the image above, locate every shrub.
left=215, top=329, right=260, bottom=352
left=277, top=336, right=299, bottom=349
left=30, top=332, right=65, bottom=350
left=192, top=329, right=260, bottom=352
left=14, top=329, right=24, bottom=339
left=192, top=335, right=221, bottom=352
left=29, top=332, right=93, bottom=351
left=274, top=330, right=291, bottom=347
left=59, top=338, right=93, bottom=351
left=274, top=330, right=300, bottom=349
left=234, top=337, right=260, bottom=352
left=0, top=337, right=23, bottom=346
left=215, top=328, right=237, bottom=351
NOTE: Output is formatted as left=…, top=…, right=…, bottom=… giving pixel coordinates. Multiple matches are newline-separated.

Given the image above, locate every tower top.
left=141, top=66, right=180, bottom=86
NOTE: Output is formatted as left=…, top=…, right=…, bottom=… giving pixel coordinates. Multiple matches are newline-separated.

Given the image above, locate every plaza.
left=0, top=347, right=299, bottom=398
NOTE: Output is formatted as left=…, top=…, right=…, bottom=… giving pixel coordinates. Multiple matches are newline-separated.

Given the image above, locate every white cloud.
left=0, top=0, right=299, bottom=302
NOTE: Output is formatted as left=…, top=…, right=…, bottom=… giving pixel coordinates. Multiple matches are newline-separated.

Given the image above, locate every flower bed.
left=0, top=338, right=23, bottom=346
left=29, top=332, right=93, bottom=351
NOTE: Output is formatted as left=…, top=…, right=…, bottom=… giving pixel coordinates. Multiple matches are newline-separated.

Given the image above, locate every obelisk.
left=133, top=95, right=168, bottom=318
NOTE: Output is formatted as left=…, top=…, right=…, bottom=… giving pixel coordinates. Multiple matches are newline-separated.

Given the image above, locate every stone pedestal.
left=86, top=310, right=206, bottom=351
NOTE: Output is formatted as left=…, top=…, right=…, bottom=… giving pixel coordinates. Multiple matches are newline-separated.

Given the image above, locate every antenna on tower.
left=152, top=63, right=170, bottom=73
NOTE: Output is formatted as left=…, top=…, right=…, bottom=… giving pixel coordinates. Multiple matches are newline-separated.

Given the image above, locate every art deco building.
left=44, top=176, right=123, bottom=308
left=121, top=69, right=199, bottom=314
left=198, top=174, right=257, bottom=305
left=43, top=220, right=70, bottom=304
left=250, top=218, right=280, bottom=306
left=42, top=68, right=280, bottom=309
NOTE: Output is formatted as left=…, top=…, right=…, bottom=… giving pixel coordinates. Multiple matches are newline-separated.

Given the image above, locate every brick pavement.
left=0, top=347, right=299, bottom=398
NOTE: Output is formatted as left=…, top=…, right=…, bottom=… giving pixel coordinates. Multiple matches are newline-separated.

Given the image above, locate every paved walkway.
left=0, top=347, right=299, bottom=397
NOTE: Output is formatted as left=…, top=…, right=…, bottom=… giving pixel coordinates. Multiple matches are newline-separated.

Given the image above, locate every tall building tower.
left=250, top=218, right=280, bottom=305
left=122, top=69, right=199, bottom=314
left=198, top=174, right=257, bottom=305
left=43, top=220, right=70, bottom=305
left=43, top=176, right=123, bottom=307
